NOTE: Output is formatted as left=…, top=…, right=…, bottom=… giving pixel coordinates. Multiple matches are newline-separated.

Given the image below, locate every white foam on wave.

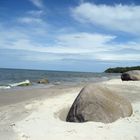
left=0, top=80, right=31, bottom=89
left=0, top=85, right=11, bottom=89
left=9, top=80, right=31, bottom=87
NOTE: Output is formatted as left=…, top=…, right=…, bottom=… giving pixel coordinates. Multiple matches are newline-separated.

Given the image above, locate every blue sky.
left=0, top=0, right=140, bottom=72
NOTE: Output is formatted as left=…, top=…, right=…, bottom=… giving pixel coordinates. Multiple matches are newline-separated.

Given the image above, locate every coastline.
left=0, top=79, right=140, bottom=140
left=0, top=84, right=84, bottom=107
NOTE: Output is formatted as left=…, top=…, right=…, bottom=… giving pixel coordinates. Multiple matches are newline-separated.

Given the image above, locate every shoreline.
left=0, top=79, right=140, bottom=140
left=0, top=84, right=84, bottom=107
left=0, top=83, right=83, bottom=140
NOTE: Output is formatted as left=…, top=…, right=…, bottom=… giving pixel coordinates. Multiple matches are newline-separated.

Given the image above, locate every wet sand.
left=0, top=84, right=83, bottom=107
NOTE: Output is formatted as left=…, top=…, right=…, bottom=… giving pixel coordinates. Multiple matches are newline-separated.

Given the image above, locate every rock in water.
left=121, top=70, right=140, bottom=81
left=37, top=79, right=49, bottom=84
left=66, top=84, right=132, bottom=123
left=9, top=80, right=31, bottom=87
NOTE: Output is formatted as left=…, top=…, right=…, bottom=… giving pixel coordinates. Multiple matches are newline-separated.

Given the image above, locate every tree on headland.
left=104, top=66, right=140, bottom=73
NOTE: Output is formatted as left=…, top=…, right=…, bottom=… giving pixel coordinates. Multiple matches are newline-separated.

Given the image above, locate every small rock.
left=10, top=123, right=15, bottom=127
left=37, top=79, right=49, bottom=84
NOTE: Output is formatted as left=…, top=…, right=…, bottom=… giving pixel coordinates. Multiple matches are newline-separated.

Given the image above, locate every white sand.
left=103, top=79, right=140, bottom=86
left=13, top=79, right=140, bottom=140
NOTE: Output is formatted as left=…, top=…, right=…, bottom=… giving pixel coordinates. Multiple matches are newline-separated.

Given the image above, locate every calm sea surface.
left=0, top=68, right=120, bottom=88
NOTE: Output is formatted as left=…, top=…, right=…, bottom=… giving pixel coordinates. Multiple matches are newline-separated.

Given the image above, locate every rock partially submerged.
left=121, top=70, right=140, bottom=81
left=37, top=79, right=49, bottom=84
left=9, top=80, right=31, bottom=87
left=66, top=84, right=132, bottom=123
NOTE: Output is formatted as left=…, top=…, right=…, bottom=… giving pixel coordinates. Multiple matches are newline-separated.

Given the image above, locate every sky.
left=0, top=0, right=140, bottom=72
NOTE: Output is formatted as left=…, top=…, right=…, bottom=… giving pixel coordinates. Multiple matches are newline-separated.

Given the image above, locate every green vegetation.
left=104, top=66, right=140, bottom=73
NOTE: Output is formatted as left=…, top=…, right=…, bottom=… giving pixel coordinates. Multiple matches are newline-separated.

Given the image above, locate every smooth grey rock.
left=121, top=70, right=140, bottom=81
left=66, top=84, right=132, bottom=123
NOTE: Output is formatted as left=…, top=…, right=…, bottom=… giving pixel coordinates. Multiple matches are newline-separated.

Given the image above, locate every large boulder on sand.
left=121, top=70, right=140, bottom=81
left=66, top=84, right=132, bottom=123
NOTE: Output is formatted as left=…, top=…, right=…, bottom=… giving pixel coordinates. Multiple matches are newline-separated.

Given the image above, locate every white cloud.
left=17, top=5, right=46, bottom=26
left=54, top=33, right=116, bottom=53
left=18, top=16, right=45, bottom=25
left=72, top=3, right=140, bottom=34
left=23, top=53, right=63, bottom=61
left=0, top=23, right=140, bottom=62
left=29, top=0, right=44, bottom=9
left=57, top=33, right=115, bottom=45
left=1, top=32, right=116, bottom=54
left=96, top=53, right=140, bottom=61
left=27, top=10, right=44, bottom=17
left=0, top=25, right=111, bottom=51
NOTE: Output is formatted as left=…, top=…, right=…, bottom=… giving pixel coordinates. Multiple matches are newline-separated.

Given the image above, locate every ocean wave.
left=9, top=80, right=31, bottom=87
left=0, top=85, right=11, bottom=89
left=0, top=80, right=31, bottom=89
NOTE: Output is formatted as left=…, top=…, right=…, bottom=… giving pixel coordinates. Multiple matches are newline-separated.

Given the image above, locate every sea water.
left=0, top=68, right=120, bottom=89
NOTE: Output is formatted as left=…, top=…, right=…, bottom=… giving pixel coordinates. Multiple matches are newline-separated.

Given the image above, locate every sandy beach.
left=1, top=0, right=140, bottom=139
left=0, top=79, right=140, bottom=140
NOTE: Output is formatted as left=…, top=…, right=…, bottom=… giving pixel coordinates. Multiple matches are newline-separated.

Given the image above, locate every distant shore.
left=105, top=66, right=140, bottom=73
left=0, top=79, right=140, bottom=140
